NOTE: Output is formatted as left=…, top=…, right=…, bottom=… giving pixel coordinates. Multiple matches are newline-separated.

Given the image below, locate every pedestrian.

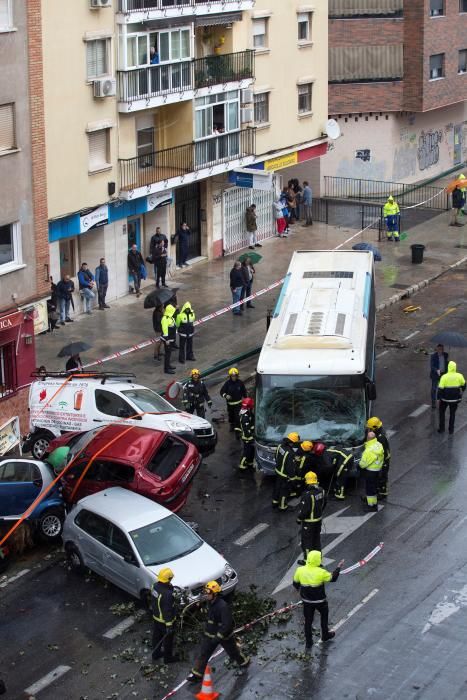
left=230, top=260, right=244, bottom=315
left=176, top=301, right=196, bottom=363
left=359, top=430, right=384, bottom=511
left=220, top=367, right=247, bottom=435
left=437, top=360, right=466, bottom=434
left=287, top=183, right=297, bottom=223
left=186, top=581, right=250, bottom=684
left=450, top=185, right=465, bottom=227
left=160, top=303, right=177, bottom=374
left=182, top=369, right=212, bottom=418
left=66, top=354, right=83, bottom=373
left=280, top=187, right=293, bottom=232
left=174, top=222, right=191, bottom=268
left=56, top=273, right=75, bottom=325
left=325, top=446, right=354, bottom=500
left=273, top=432, right=300, bottom=511
left=430, top=343, right=449, bottom=408
left=127, top=244, right=145, bottom=297
left=293, top=551, right=340, bottom=652
left=245, top=203, right=261, bottom=249
left=152, top=303, right=163, bottom=361
left=95, top=257, right=110, bottom=310
left=151, top=568, right=179, bottom=664
left=240, top=257, right=255, bottom=310
left=302, top=181, right=313, bottom=226
left=366, top=417, right=391, bottom=498
left=273, top=198, right=287, bottom=237
left=383, top=195, right=400, bottom=241
left=47, top=279, right=60, bottom=332
left=292, top=179, right=303, bottom=220
left=77, top=262, right=96, bottom=314
left=297, top=471, right=326, bottom=557
left=239, top=397, right=255, bottom=471
left=150, top=227, right=169, bottom=288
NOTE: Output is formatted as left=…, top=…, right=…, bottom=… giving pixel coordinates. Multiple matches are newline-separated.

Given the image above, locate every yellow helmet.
left=301, top=441, right=314, bottom=452
left=157, top=567, right=174, bottom=583
left=366, top=416, right=382, bottom=430
left=191, top=368, right=200, bottom=377
left=305, top=471, right=318, bottom=485
left=205, top=580, right=221, bottom=595
left=228, top=367, right=239, bottom=376
left=287, top=432, right=300, bottom=443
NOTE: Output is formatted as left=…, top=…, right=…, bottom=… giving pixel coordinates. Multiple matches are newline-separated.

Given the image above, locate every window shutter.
left=253, top=19, right=266, bottom=35
left=87, top=40, right=107, bottom=79
left=0, top=0, right=10, bottom=29
left=297, top=12, right=308, bottom=22
left=0, top=104, right=15, bottom=151
left=88, top=130, right=107, bottom=169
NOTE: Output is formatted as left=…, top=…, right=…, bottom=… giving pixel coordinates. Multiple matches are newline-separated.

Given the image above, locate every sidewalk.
left=36, top=211, right=467, bottom=388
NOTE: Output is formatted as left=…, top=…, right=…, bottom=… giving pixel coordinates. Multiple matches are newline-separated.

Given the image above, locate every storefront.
left=0, top=309, right=36, bottom=433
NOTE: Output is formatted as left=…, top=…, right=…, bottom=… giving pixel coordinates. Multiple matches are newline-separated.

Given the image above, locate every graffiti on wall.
left=356, top=149, right=371, bottom=162
left=417, top=130, right=443, bottom=171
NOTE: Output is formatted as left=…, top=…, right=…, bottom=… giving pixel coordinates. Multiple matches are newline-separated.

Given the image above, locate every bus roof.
left=257, top=250, right=374, bottom=376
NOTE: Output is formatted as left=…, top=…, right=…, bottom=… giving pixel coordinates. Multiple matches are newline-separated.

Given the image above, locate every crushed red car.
left=48, top=424, right=201, bottom=513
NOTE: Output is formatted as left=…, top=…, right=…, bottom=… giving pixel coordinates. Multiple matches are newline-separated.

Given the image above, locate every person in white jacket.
left=273, top=199, right=287, bottom=237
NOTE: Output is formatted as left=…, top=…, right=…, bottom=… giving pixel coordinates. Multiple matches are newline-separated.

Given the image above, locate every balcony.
left=119, top=127, right=255, bottom=199
left=117, top=50, right=254, bottom=112
left=117, top=0, right=255, bottom=23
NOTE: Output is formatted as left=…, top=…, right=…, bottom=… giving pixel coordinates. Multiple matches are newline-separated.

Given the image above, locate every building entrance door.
left=175, top=183, right=201, bottom=262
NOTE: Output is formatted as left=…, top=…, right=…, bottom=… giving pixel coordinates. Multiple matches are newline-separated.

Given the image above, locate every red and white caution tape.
left=340, top=542, right=384, bottom=575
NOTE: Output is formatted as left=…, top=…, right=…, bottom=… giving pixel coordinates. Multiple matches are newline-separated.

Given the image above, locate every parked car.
left=63, top=487, right=238, bottom=603
left=50, top=424, right=201, bottom=513
left=23, top=373, right=217, bottom=460
left=0, top=458, right=65, bottom=541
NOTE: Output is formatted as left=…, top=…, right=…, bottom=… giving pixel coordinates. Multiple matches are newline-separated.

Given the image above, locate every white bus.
left=255, top=250, right=376, bottom=474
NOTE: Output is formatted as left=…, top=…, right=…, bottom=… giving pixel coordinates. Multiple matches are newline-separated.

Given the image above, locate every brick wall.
left=329, top=82, right=403, bottom=115
left=0, top=387, right=30, bottom=436
left=329, top=18, right=404, bottom=47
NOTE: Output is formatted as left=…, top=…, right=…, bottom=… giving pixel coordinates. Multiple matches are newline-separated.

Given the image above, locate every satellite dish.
left=325, top=119, right=341, bottom=140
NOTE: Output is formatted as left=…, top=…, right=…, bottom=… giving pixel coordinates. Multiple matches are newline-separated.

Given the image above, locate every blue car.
left=0, top=459, right=65, bottom=541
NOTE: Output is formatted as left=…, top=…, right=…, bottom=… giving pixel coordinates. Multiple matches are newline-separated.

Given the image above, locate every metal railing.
left=193, top=50, right=254, bottom=89
left=324, top=176, right=450, bottom=210
left=119, top=127, right=255, bottom=191
left=119, top=0, right=247, bottom=12
left=312, top=198, right=384, bottom=237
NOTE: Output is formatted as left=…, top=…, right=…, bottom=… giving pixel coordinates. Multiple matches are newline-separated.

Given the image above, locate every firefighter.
left=326, top=446, right=354, bottom=500
left=359, top=430, right=384, bottom=511
left=187, top=581, right=249, bottom=684
left=176, top=301, right=196, bottom=364
left=239, top=397, right=255, bottom=471
left=297, top=471, right=326, bottom=556
left=295, top=441, right=314, bottom=480
left=220, top=368, right=247, bottom=435
left=273, top=432, right=300, bottom=511
left=161, top=304, right=177, bottom=375
left=383, top=195, right=400, bottom=242
left=366, top=416, right=390, bottom=497
left=309, top=441, right=329, bottom=482
left=151, top=568, right=179, bottom=664
left=182, top=369, right=212, bottom=418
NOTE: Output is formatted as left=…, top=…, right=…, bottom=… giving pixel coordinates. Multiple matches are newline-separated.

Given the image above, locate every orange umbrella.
left=446, top=176, right=467, bottom=193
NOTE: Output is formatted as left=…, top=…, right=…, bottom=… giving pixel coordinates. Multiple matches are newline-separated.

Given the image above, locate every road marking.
left=103, top=615, right=136, bottom=639
left=408, top=403, right=430, bottom=418
left=427, top=307, right=457, bottom=326
left=376, top=350, right=389, bottom=358
left=452, top=514, right=467, bottom=532
left=234, top=523, right=269, bottom=546
left=403, top=330, right=420, bottom=340
left=25, top=665, right=71, bottom=695
left=422, top=584, right=467, bottom=634
left=272, top=507, right=382, bottom=594
left=386, top=429, right=397, bottom=438
left=0, top=568, right=30, bottom=589
left=333, top=588, right=379, bottom=632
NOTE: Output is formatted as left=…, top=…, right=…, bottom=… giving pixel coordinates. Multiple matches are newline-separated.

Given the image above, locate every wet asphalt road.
left=2, top=266, right=467, bottom=699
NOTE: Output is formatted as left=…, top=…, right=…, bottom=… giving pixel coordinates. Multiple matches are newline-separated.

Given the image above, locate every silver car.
left=62, top=487, right=238, bottom=602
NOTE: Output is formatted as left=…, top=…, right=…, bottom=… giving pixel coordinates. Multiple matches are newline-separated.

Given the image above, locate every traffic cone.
left=195, top=665, right=220, bottom=700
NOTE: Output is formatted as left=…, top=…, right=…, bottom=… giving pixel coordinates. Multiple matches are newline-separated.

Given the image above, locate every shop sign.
left=0, top=311, right=23, bottom=331
left=147, top=191, right=173, bottom=211
left=0, top=417, right=21, bottom=456
left=264, top=152, right=298, bottom=172
left=79, top=204, right=109, bottom=234
left=31, top=299, right=49, bottom=335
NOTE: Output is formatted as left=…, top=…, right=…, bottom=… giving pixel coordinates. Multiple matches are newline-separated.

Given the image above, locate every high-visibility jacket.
left=383, top=200, right=400, bottom=217
left=438, top=361, right=466, bottom=402
left=293, top=550, right=340, bottom=603
left=151, top=581, right=176, bottom=627
left=176, top=302, right=195, bottom=337
left=275, top=440, right=297, bottom=479
left=298, top=485, right=326, bottom=523
left=374, top=429, right=391, bottom=467
left=359, top=437, right=384, bottom=472
left=239, top=408, right=254, bottom=442
left=161, top=304, right=176, bottom=343
left=326, top=447, right=354, bottom=477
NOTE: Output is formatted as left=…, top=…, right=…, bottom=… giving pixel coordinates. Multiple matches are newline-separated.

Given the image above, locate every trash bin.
left=411, top=244, right=425, bottom=264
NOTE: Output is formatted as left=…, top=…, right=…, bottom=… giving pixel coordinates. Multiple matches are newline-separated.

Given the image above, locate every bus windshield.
left=256, top=374, right=366, bottom=447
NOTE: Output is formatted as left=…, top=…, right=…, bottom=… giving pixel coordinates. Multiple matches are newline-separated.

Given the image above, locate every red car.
left=48, top=425, right=201, bottom=513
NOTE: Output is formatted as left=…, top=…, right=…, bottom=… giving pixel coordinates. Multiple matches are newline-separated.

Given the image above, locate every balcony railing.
left=119, top=127, right=255, bottom=191
left=118, top=51, right=254, bottom=104
left=119, top=0, right=250, bottom=12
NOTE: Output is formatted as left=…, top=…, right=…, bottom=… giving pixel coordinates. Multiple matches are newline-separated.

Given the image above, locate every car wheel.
left=66, top=545, right=85, bottom=573
left=30, top=432, right=53, bottom=460
left=140, top=588, right=151, bottom=609
left=39, top=508, right=64, bottom=541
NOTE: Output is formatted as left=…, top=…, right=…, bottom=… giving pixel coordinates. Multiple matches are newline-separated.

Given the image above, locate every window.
left=129, top=514, right=202, bottom=567
left=87, top=129, right=110, bottom=173
left=124, top=28, right=190, bottom=69
left=75, top=509, right=111, bottom=545
left=297, top=12, right=311, bottom=41
left=429, top=53, right=445, bottom=79
left=0, top=222, right=22, bottom=270
left=95, top=388, right=134, bottom=417
left=0, top=0, right=12, bottom=30
left=298, top=83, right=313, bottom=114
left=254, top=92, right=269, bottom=124
left=147, top=436, right=187, bottom=480
left=0, top=461, right=35, bottom=482
left=0, top=103, right=15, bottom=153
left=0, top=343, right=16, bottom=397
left=252, top=18, right=267, bottom=49
left=86, top=39, right=110, bottom=81
left=107, top=525, right=135, bottom=559
left=460, top=0, right=467, bottom=12
left=137, top=127, right=155, bottom=168
left=430, top=0, right=444, bottom=15
left=459, top=49, right=467, bottom=73
left=194, top=91, right=240, bottom=139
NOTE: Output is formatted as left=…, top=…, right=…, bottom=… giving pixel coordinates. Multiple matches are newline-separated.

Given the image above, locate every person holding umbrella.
left=58, top=341, right=92, bottom=372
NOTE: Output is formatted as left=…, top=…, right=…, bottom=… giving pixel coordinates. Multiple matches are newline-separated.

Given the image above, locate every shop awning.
left=194, top=12, right=242, bottom=27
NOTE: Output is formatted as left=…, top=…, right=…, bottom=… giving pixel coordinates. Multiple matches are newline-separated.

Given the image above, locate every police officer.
left=366, top=417, right=390, bottom=497
left=183, top=369, right=212, bottom=418
left=151, top=568, right=179, bottom=664
left=239, top=397, right=255, bottom=471
left=297, top=471, right=326, bottom=556
left=359, top=430, right=384, bottom=511
left=176, top=301, right=196, bottom=364
left=187, top=581, right=249, bottom=684
left=326, top=446, right=354, bottom=500
left=273, top=432, right=300, bottom=511
left=220, top=368, right=247, bottom=435
left=161, top=304, right=177, bottom=375
left=437, top=360, right=466, bottom=434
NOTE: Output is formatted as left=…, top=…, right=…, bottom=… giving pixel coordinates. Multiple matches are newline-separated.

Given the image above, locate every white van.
left=23, top=373, right=217, bottom=459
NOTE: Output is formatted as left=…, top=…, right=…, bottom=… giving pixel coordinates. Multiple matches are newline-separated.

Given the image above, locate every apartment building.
left=0, top=0, right=49, bottom=435
left=42, top=0, right=328, bottom=298
left=323, top=0, right=467, bottom=185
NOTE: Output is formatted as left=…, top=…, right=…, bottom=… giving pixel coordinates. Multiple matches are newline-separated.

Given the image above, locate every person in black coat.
left=430, top=344, right=449, bottom=408
left=150, top=228, right=169, bottom=288
left=230, top=261, right=244, bottom=316
left=151, top=568, right=179, bottom=664
left=128, top=244, right=144, bottom=297
left=175, top=222, right=191, bottom=267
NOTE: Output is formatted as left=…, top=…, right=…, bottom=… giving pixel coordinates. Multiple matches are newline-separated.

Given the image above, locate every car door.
left=63, top=461, right=107, bottom=502
left=102, top=523, right=141, bottom=596
left=0, top=461, right=42, bottom=518
left=73, top=509, right=111, bottom=576
left=93, top=388, right=142, bottom=425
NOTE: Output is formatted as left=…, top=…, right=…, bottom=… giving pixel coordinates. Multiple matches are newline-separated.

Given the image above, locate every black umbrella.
left=144, top=287, right=179, bottom=309
left=57, top=341, right=92, bottom=358
left=430, top=332, right=467, bottom=348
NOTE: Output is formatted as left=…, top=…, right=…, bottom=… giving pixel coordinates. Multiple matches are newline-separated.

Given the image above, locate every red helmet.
left=313, top=442, right=326, bottom=456
left=241, top=397, right=254, bottom=409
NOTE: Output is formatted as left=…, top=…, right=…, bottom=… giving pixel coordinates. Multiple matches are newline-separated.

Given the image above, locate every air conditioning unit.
left=93, top=77, right=117, bottom=97
left=241, top=107, right=254, bottom=124
left=90, top=0, right=111, bottom=8
left=241, top=88, right=253, bottom=104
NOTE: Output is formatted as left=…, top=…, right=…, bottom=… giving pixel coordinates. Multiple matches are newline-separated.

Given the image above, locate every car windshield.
left=256, top=374, right=366, bottom=447
left=122, top=388, right=177, bottom=415
left=129, top=515, right=202, bottom=566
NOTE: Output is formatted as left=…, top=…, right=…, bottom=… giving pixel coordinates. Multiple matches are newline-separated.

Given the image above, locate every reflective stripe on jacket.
left=293, top=550, right=339, bottom=603
left=299, top=485, right=326, bottom=523
left=151, top=581, right=175, bottom=627
left=383, top=200, right=400, bottom=217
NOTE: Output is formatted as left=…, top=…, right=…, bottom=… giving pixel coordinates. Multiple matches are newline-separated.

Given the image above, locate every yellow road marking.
left=427, top=307, right=457, bottom=326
